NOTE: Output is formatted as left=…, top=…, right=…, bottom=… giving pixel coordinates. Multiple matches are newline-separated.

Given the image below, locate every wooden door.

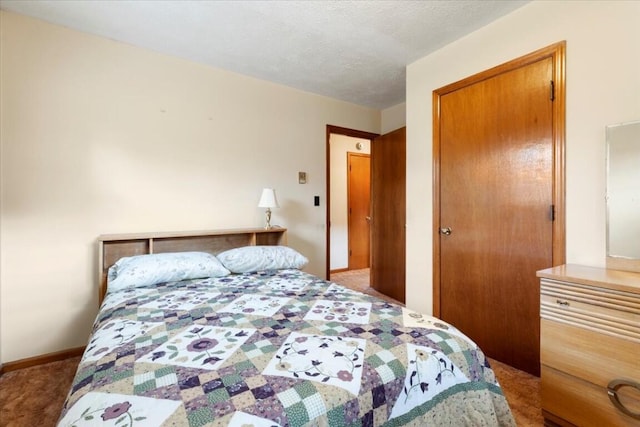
left=348, top=153, right=370, bottom=270
left=371, top=127, right=406, bottom=303
left=435, top=44, right=565, bottom=376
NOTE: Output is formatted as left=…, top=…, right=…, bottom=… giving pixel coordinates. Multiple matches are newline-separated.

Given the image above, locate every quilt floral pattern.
left=58, top=269, right=515, bottom=427
left=138, top=326, right=255, bottom=370
left=219, top=294, right=290, bottom=317
left=263, top=332, right=367, bottom=396
left=304, top=300, right=372, bottom=324
left=84, top=319, right=164, bottom=362
left=139, top=290, right=221, bottom=311
left=59, top=392, right=181, bottom=426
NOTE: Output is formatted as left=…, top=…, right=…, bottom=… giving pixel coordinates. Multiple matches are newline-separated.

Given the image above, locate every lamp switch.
left=314, top=196, right=320, bottom=206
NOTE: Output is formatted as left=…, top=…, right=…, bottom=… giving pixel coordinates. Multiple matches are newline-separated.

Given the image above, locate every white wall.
left=329, top=134, right=370, bottom=270
left=0, top=11, right=380, bottom=363
left=406, top=0, right=640, bottom=314
left=381, top=102, right=406, bottom=134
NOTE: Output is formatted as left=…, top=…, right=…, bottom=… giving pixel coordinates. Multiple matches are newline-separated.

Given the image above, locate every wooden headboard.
left=98, top=227, right=287, bottom=304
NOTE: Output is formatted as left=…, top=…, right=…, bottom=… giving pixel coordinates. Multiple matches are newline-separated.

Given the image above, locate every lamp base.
left=264, top=208, right=272, bottom=230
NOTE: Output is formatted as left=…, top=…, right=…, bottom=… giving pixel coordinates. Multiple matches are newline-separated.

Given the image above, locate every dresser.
left=537, top=264, right=640, bottom=426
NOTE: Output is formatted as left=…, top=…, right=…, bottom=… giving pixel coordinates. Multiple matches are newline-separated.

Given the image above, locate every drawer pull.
left=555, top=299, right=570, bottom=306
left=607, top=379, right=640, bottom=420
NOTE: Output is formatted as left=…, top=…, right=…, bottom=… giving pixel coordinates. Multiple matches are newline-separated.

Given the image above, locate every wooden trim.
left=97, top=227, right=287, bottom=241
left=326, top=125, right=379, bottom=141
left=432, top=91, right=442, bottom=317
left=432, top=41, right=567, bottom=316
left=434, top=42, right=565, bottom=95
left=0, top=346, right=84, bottom=376
left=551, top=41, right=567, bottom=267
left=326, top=125, right=379, bottom=280
left=330, top=267, right=350, bottom=274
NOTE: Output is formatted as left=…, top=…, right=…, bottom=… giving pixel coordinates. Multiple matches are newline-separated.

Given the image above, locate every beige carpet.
left=0, top=356, right=81, bottom=427
left=330, top=268, right=403, bottom=305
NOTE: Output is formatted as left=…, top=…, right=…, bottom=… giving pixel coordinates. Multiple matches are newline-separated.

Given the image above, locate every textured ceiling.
left=0, top=0, right=529, bottom=109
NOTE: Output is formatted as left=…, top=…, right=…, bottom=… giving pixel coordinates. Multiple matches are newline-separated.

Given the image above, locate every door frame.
left=431, top=41, right=567, bottom=316
left=326, top=125, right=379, bottom=279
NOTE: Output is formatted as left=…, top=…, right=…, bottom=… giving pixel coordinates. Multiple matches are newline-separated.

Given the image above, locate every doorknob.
left=439, top=227, right=452, bottom=235
left=365, top=216, right=371, bottom=222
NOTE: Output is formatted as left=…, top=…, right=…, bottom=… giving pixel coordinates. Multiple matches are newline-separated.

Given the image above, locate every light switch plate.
left=298, top=171, right=307, bottom=184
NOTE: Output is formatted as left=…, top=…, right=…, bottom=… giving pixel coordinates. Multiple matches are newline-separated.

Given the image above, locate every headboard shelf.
left=98, top=227, right=287, bottom=304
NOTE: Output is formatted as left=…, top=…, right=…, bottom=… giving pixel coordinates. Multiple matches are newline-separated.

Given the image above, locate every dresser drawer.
left=542, top=366, right=640, bottom=427
left=540, top=278, right=640, bottom=341
left=541, top=319, right=640, bottom=388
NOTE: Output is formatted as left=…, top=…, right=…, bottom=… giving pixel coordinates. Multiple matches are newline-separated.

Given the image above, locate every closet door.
left=434, top=44, right=565, bottom=376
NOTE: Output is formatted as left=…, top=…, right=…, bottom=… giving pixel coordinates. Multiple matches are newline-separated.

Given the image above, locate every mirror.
left=606, top=120, right=640, bottom=272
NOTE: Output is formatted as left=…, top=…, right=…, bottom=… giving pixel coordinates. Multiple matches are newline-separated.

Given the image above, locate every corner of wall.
left=381, top=102, right=406, bottom=134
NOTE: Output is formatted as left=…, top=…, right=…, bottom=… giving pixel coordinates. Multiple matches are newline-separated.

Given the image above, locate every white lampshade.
left=258, top=188, right=279, bottom=208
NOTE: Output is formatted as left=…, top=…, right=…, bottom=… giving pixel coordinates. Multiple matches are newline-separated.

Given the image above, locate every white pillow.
left=107, top=251, right=230, bottom=292
left=216, top=246, right=308, bottom=273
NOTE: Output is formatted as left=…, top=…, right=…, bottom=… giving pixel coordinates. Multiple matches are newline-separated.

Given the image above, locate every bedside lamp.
left=258, top=188, right=279, bottom=229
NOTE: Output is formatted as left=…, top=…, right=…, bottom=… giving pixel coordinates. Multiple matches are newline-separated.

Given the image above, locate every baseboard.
left=330, top=268, right=349, bottom=274
left=0, top=346, right=85, bottom=376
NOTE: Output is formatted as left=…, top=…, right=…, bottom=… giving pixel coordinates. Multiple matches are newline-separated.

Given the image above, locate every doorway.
left=433, top=42, right=566, bottom=376
left=327, top=128, right=375, bottom=278
left=327, top=125, right=407, bottom=305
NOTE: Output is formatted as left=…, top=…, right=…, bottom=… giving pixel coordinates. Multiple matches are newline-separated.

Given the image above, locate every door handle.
left=365, top=216, right=371, bottom=222
left=439, top=227, right=452, bottom=235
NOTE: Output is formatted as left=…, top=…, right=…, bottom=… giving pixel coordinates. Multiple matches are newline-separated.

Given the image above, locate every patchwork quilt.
left=58, top=269, right=515, bottom=426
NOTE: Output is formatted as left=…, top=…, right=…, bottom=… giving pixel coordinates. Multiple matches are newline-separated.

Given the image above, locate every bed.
left=57, top=228, right=515, bottom=426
